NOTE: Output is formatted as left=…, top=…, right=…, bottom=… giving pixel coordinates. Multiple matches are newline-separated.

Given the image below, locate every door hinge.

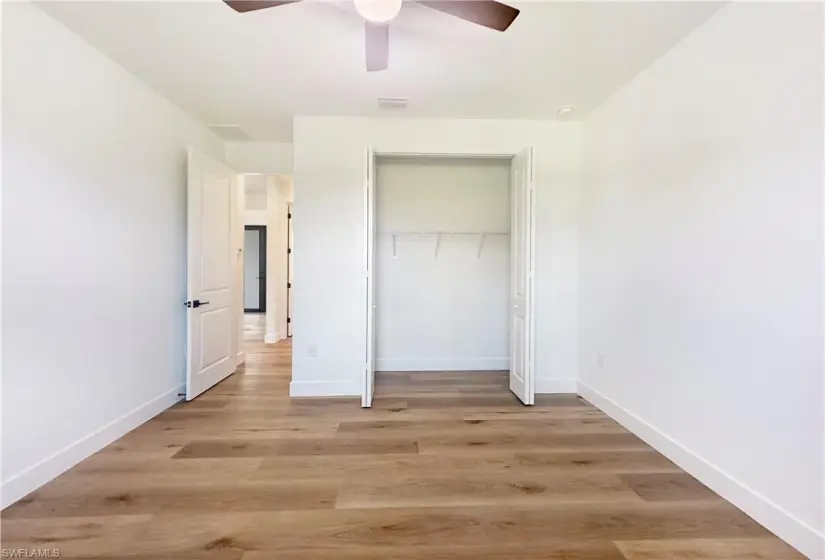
left=287, top=282, right=292, bottom=288
left=288, top=212, right=292, bottom=219
left=287, top=317, right=291, bottom=324
left=288, top=248, right=292, bottom=254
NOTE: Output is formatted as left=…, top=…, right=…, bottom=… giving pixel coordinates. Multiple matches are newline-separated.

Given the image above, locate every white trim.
left=376, top=358, right=509, bottom=371
left=578, top=381, right=824, bottom=560
left=535, top=378, right=577, bottom=394
left=264, top=331, right=279, bottom=344
left=236, top=351, right=246, bottom=367
left=290, top=380, right=360, bottom=397
left=1, top=385, right=184, bottom=509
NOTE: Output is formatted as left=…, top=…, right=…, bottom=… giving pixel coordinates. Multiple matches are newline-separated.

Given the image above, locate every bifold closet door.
left=509, top=147, right=535, bottom=405
left=363, top=146, right=376, bottom=407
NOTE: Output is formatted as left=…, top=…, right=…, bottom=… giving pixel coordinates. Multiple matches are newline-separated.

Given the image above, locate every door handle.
left=185, top=300, right=210, bottom=308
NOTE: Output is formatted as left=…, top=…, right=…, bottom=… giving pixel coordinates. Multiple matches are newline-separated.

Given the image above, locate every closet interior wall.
left=375, top=156, right=512, bottom=372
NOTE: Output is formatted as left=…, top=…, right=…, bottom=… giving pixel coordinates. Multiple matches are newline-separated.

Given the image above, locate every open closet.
left=363, top=149, right=535, bottom=407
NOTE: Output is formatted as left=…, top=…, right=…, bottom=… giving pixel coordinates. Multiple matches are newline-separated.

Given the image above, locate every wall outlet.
left=597, top=353, right=605, bottom=369
left=307, top=344, right=318, bottom=358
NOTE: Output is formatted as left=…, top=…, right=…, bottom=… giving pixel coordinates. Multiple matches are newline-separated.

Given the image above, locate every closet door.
left=509, top=147, right=535, bottom=405
left=363, top=146, right=376, bottom=407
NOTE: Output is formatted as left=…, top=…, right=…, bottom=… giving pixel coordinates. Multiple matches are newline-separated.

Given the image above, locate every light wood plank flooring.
left=1, top=326, right=802, bottom=559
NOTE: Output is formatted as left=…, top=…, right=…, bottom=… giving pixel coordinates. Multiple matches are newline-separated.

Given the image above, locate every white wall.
left=246, top=191, right=267, bottom=210
left=244, top=175, right=268, bottom=226
left=226, top=141, right=293, bottom=175
left=578, top=3, right=824, bottom=557
left=375, top=157, right=510, bottom=371
left=244, top=175, right=268, bottom=210
left=1, top=3, right=225, bottom=507
left=292, top=117, right=582, bottom=396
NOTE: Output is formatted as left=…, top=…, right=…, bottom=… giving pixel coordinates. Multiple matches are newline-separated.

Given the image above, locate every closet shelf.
left=378, top=231, right=509, bottom=259
left=378, top=231, right=509, bottom=236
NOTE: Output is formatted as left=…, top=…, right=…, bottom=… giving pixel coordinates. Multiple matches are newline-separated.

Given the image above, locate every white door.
left=186, top=148, right=239, bottom=400
left=362, top=147, right=376, bottom=407
left=509, top=147, right=535, bottom=405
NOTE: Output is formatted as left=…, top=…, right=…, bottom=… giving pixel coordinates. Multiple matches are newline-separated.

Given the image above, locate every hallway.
left=243, top=313, right=267, bottom=343
left=1, top=331, right=802, bottom=559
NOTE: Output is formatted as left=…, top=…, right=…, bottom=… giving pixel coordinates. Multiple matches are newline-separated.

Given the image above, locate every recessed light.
left=557, top=105, right=575, bottom=119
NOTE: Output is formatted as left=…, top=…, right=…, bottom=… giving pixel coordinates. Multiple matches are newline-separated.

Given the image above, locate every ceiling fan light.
left=354, top=0, right=403, bottom=23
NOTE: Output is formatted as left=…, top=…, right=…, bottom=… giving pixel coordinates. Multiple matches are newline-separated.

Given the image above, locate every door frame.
left=363, top=147, right=376, bottom=407
left=286, top=205, right=293, bottom=337
left=361, top=148, right=536, bottom=407
left=243, top=225, right=267, bottom=313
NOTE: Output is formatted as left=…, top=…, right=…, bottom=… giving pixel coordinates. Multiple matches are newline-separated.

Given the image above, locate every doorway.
left=243, top=225, right=267, bottom=313
left=186, top=154, right=296, bottom=401
left=362, top=149, right=535, bottom=408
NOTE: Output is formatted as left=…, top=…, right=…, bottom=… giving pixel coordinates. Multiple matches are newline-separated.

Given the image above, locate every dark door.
left=243, top=226, right=267, bottom=312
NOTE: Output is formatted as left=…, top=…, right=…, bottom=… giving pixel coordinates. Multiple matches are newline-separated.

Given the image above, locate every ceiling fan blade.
left=365, top=22, right=389, bottom=72
left=416, top=0, right=519, bottom=31
left=223, top=1, right=301, bottom=13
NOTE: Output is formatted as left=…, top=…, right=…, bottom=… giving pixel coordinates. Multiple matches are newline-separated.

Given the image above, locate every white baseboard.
left=536, top=377, right=577, bottom=393
left=289, top=380, right=360, bottom=397
left=1, top=385, right=184, bottom=509
left=236, top=351, right=245, bottom=366
left=578, top=381, right=824, bottom=560
left=376, top=357, right=509, bottom=371
left=264, top=331, right=279, bottom=344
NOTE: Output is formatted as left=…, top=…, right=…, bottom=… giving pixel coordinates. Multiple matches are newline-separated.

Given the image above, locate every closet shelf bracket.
left=476, top=233, right=487, bottom=259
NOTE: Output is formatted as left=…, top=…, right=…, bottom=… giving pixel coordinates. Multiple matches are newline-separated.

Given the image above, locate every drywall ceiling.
left=37, top=0, right=723, bottom=141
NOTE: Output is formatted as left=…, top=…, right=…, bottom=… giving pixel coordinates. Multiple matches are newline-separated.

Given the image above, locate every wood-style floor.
left=2, top=315, right=801, bottom=559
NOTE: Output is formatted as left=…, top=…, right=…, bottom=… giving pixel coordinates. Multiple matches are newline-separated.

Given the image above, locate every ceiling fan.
left=223, top=0, right=520, bottom=71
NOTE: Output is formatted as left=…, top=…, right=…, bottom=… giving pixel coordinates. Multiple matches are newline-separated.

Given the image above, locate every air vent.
left=207, top=125, right=254, bottom=140
left=377, top=98, right=408, bottom=110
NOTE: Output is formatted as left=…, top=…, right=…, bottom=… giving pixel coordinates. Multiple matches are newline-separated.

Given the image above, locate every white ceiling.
left=38, top=0, right=723, bottom=141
